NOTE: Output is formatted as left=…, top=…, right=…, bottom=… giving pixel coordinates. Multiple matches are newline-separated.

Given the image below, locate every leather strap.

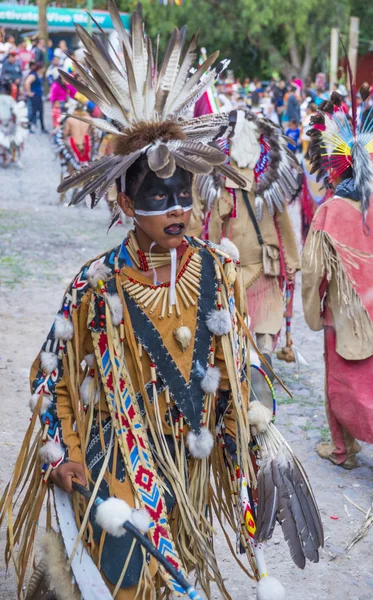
left=242, top=190, right=264, bottom=246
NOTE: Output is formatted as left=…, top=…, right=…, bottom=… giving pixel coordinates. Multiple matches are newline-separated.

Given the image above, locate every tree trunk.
left=38, top=0, right=49, bottom=64
left=300, top=40, right=312, bottom=81
left=287, top=31, right=301, bottom=75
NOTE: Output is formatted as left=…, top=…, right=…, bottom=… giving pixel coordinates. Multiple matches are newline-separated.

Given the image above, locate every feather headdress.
left=196, top=109, right=303, bottom=221
left=308, top=82, right=373, bottom=219
left=57, top=1, right=246, bottom=207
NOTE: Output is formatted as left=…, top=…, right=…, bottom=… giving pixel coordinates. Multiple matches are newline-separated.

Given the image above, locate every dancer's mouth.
left=164, top=223, right=185, bottom=236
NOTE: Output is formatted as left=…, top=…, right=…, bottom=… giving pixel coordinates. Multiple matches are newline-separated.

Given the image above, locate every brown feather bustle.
left=112, top=121, right=186, bottom=156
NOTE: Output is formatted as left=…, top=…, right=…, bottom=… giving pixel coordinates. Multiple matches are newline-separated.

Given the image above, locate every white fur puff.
left=201, top=366, right=221, bottom=394
left=187, top=428, right=214, bottom=459
left=248, top=401, right=273, bottom=436
left=256, top=576, right=286, bottom=600
left=80, top=376, right=101, bottom=406
left=107, top=293, right=123, bottom=326
left=29, top=392, right=52, bottom=415
left=84, top=353, right=95, bottom=367
left=220, top=238, right=240, bottom=262
left=54, top=314, right=74, bottom=341
left=250, top=348, right=261, bottom=367
left=40, top=351, right=58, bottom=374
left=173, top=326, right=192, bottom=351
left=39, top=441, right=64, bottom=465
left=86, top=260, right=111, bottom=288
left=131, top=508, right=151, bottom=533
left=206, top=309, right=232, bottom=336
left=95, top=497, right=132, bottom=537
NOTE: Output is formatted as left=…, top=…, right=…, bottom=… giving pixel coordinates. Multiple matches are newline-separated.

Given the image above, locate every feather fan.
left=254, top=422, right=324, bottom=569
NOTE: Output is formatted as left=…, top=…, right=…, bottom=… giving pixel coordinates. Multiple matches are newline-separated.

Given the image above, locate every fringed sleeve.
left=302, top=221, right=326, bottom=331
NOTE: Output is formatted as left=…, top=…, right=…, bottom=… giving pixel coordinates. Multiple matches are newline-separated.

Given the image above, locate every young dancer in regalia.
left=1, top=4, right=323, bottom=599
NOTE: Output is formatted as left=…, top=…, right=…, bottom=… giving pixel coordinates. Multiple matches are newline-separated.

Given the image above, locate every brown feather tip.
left=112, top=121, right=186, bottom=156
left=360, top=82, right=371, bottom=102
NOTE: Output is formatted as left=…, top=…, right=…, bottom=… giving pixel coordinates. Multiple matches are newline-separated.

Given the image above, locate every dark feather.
left=271, top=455, right=306, bottom=569
left=57, top=155, right=119, bottom=193
left=255, top=458, right=279, bottom=542
left=218, top=163, right=248, bottom=188
left=171, top=149, right=212, bottom=174
left=180, top=141, right=226, bottom=165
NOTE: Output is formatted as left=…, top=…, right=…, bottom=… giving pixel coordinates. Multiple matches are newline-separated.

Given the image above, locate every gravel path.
left=1, top=126, right=373, bottom=600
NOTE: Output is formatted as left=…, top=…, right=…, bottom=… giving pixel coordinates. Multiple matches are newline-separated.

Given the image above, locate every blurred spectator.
left=24, top=63, right=47, bottom=133
left=46, top=56, right=60, bottom=85
left=251, top=79, right=263, bottom=107
left=47, top=39, right=54, bottom=62
left=284, top=85, right=300, bottom=127
left=33, top=38, right=46, bottom=64
left=286, top=119, right=301, bottom=152
left=17, top=40, right=35, bottom=73
left=1, top=51, right=22, bottom=85
left=54, top=40, right=69, bottom=68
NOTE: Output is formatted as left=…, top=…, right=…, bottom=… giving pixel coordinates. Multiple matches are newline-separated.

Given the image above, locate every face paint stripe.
left=134, top=206, right=193, bottom=217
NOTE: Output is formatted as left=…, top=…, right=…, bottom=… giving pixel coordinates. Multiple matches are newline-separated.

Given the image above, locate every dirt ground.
left=1, top=126, right=373, bottom=600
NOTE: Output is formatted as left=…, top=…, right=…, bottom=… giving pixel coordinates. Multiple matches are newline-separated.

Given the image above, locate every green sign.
left=0, top=4, right=130, bottom=31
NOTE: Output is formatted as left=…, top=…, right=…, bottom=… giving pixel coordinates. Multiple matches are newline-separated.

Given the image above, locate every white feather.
left=248, top=401, right=273, bottom=435
left=230, top=113, right=261, bottom=169
left=187, top=428, right=214, bottom=459
left=39, top=441, right=64, bottom=465
left=95, top=497, right=132, bottom=537
left=107, top=293, right=123, bottom=326
left=256, top=576, right=286, bottom=600
left=29, top=392, right=52, bottom=415
left=201, top=366, right=221, bottom=394
left=220, top=238, right=240, bottom=262
left=80, top=376, right=101, bottom=406
left=131, top=508, right=151, bottom=533
left=206, top=309, right=232, bottom=336
left=40, top=351, right=58, bottom=374
left=86, top=260, right=111, bottom=288
left=54, top=314, right=74, bottom=341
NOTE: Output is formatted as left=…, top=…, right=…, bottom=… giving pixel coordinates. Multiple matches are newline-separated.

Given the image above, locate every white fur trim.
left=248, top=401, right=273, bottom=435
left=84, top=353, right=95, bottom=367
left=201, top=366, right=221, bottom=394
left=173, top=326, right=192, bottom=351
left=131, top=508, right=151, bottom=533
left=187, top=428, right=214, bottom=459
left=95, top=497, right=132, bottom=537
left=40, top=351, right=58, bottom=374
left=86, top=260, right=111, bottom=288
left=39, top=441, right=64, bottom=465
left=107, top=293, right=123, bottom=326
left=54, top=314, right=74, bottom=341
left=206, top=309, right=232, bottom=336
left=40, top=532, right=81, bottom=600
left=231, top=112, right=261, bottom=169
left=220, top=238, right=240, bottom=262
left=256, top=576, right=286, bottom=600
left=250, top=349, right=261, bottom=367
left=29, top=392, right=52, bottom=415
left=80, top=376, right=101, bottom=406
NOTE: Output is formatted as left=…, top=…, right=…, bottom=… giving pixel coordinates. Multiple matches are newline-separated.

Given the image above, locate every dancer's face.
left=118, top=167, right=193, bottom=252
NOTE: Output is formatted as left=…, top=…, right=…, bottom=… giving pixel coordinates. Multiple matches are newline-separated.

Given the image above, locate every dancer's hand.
left=50, top=461, right=87, bottom=493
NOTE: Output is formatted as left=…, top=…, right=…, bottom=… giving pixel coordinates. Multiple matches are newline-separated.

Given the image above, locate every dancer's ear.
left=117, top=192, right=135, bottom=218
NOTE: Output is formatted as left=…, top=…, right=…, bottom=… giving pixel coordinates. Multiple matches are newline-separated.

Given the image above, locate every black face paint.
left=133, top=167, right=193, bottom=216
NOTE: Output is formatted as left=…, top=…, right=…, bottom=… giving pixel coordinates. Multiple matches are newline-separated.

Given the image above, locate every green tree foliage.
left=118, top=0, right=351, bottom=80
